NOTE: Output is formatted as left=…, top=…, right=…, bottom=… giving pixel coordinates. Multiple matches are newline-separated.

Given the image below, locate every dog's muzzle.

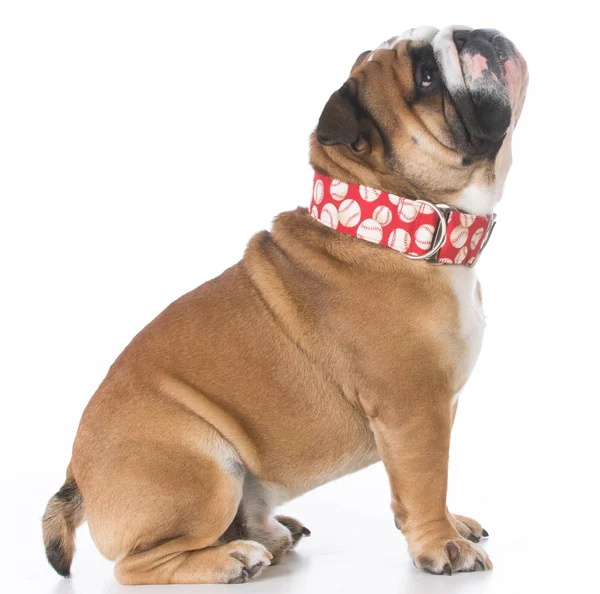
left=432, top=26, right=528, bottom=152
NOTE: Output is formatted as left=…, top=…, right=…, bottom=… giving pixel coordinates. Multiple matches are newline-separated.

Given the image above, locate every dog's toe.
left=450, top=513, right=486, bottom=542
left=275, top=515, right=311, bottom=547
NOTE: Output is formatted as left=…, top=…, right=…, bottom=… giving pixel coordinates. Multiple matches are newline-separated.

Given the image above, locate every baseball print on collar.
left=309, top=172, right=496, bottom=265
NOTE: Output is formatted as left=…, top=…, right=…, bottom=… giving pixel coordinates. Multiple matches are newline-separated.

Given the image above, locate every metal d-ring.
left=405, top=201, right=449, bottom=260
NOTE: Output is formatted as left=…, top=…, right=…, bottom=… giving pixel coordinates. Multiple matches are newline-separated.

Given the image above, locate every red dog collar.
left=309, top=172, right=496, bottom=266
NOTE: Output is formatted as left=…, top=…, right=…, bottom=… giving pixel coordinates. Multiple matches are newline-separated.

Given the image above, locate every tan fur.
left=43, top=34, right=527, bottom=583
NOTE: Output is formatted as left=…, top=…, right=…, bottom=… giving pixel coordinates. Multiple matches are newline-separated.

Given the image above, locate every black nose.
left=453, top=30, right=471, bottom=52
left=448, top=28, right=513, bottom=155
left=460, top=29, right=515, bottom=62
left=471, top=29, right=500, bottom=42
left=454, top=29, right=504, bottom=53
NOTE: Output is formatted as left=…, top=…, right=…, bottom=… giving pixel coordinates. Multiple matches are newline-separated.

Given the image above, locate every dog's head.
left=311, top=26, right=528, bottom=214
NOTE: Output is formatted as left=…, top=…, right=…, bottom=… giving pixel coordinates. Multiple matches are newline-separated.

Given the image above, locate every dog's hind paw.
left=275, top=515, right=311, bottom=548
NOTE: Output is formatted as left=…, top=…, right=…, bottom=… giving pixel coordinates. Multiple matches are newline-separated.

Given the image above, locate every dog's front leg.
left=368, top=397, right=492, bottom=575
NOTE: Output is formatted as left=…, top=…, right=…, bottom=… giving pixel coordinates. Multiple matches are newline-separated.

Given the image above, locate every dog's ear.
left=316, top=83, right=360, bottom=146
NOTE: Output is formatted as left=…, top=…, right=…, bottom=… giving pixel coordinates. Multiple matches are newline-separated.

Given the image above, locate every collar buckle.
left=405, top=201, right=450, bottom=261
left=410, top=201, right=495, bottom=267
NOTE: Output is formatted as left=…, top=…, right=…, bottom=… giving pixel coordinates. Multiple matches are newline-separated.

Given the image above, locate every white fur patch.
left=451, top=389, right=462, bottom=407
left=445, top=266, right=486, bottom=392
left=432, top=25, right=472, bottom=93
left=455, top=184, right=499, bottom=216
left=399, top=26, right=439, bottom=43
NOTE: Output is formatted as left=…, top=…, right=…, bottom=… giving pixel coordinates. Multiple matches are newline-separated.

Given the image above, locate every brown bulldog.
left=43, top=25, right=528, bottom=584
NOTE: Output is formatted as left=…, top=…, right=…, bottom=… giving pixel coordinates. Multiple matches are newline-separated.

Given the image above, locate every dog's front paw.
left=412, top=536, right=492, bottom=575
left=450, top=513, right=489, bottom=543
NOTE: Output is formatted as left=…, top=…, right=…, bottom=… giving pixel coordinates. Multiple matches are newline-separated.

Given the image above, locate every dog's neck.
left=309, top=171, right=496, bottom=267
left=309, top=134, right=507, bottom=215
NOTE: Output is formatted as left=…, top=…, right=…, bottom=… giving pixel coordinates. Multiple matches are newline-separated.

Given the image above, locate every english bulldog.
left=43, top=24, right=528, bottom=584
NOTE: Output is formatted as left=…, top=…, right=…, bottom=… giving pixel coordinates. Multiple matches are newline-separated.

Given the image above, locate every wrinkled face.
left=313, top=25, right=528, bottom=212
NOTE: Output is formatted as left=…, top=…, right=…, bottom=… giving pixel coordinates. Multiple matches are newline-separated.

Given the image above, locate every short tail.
left=42, top=473, right=85, bottom=577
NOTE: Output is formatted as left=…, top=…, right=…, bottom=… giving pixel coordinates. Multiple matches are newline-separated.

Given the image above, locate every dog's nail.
left=228, top=567, right=250, bottom=584
left=247, top=563, right=263, bottom=578
left=475, top=560, right=485, bottom=571
left=482, top=528, right=489, bottom=537
left=468, top=534, right=480, bottom=543
left=442, top=563, right=452, bottom=576
left=301, top=527, right=311, bottom=536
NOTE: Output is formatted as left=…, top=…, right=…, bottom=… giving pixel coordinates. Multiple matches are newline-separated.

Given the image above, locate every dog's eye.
left=420, top=64, right=436, bottom=87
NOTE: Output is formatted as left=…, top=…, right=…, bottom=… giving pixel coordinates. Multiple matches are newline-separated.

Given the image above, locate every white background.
left=1, top=1, right=599, bottom=592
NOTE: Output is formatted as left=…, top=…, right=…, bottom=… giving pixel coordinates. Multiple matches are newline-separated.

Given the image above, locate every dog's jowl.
left=42, top=25, right=528, bottom=584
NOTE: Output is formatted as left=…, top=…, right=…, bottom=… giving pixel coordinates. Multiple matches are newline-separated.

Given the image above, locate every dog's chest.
left=445, top=266, right=486, bottom=394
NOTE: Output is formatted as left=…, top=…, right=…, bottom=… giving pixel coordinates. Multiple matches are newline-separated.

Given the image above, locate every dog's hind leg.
left=222, top=474, right=311, bottom=564
left=110, top=449, right=274, bottom=585
left=76, top=410, right=272, bottom=585
left=116, top=536, right=272, bottom=585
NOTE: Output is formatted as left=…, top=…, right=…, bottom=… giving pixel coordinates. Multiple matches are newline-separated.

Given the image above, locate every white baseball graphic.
left=359, top=185, right=382, bottom=202
left=311, top=205, right=319, bottom=219
left=330, top=179, right=348, bottom=201
left=313, top=179, right=324, bottom=205
left=338, top=199, right=361, bottom=227
left=373, top=205, right=392, bottom=226
left=357, top=219, right=383, bottom=243
left=415, top=224, right=435, bottom=250
left=470, top=227, right=484, bottom=250
left=455, top=245, right=468, bottom=264
left=450, top=225, right=469, bottom=248
left=460, top=213, right=476, bottom=228
left=319, top=203, right=338, bottom=229
left=419, top=202, right=435, bottom=215
left=397, top=197, right=418, bottom=223
left=388, top=228, right=411, bottom=253
left=388, top=193, right=400, bottom=205
left=438, top=257, right=454, bottom=264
